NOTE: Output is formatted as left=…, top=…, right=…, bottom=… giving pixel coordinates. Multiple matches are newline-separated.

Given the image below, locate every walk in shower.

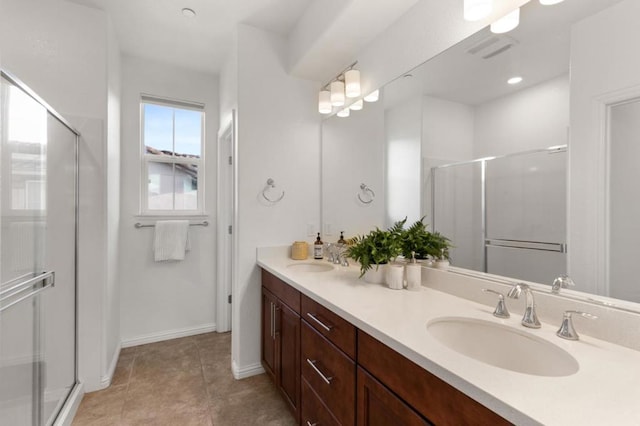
left=0, top=70, right=78, bottom=425
left=431, top=146, right=567, bottom=285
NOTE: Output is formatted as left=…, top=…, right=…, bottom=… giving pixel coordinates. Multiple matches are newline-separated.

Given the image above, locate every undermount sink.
left=427, top=317, right=579, bottom=377
left=286, top=263, right=334, bottom=272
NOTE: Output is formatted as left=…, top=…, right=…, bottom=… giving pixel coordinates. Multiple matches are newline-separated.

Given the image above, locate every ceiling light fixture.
left=508, top=76, right=523, bottom=85
left=182, top=8, right=196, bottom=18
left=491, top=7, right=520, bottom=34
left=364, top=89, right=379, bottom=103
left=539, top=0, right=564, bottom=5
left=464, top=0, right=492, bottom=22
left=330, top=81, right=345, bottom=106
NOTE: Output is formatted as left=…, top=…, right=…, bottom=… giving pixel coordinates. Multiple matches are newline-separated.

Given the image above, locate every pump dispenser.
left=314, top=233, right=324, bottom=259
left=337, top=231, right=346, bottom=245
left=406, top=251, right=422, bottom=291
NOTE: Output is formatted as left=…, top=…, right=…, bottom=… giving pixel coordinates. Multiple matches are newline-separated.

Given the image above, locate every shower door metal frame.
left=1, top=69, right=80, bottom=426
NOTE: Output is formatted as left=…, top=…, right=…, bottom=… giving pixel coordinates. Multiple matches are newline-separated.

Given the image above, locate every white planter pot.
left=363, top=265, right=386, bottom=284
left=433, top=259, right=450, bottom=269
left=385, top=264, right=405, bottom=290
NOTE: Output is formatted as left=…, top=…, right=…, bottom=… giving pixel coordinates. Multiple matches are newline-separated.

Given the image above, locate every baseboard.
left=99, top=343, right=122, bottom=389
left=121, top=323, right=217, bottom=348
left=231, top=360, right=265, bottom=380
left=53, top=382, right=84, bottom=426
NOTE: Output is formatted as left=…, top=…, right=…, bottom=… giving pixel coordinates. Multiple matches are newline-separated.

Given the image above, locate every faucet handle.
left=482, top=289, right=510, bottom=319
left=556, top=310, right=598, bottom=340
left=552, top=274, right=575, bottom=294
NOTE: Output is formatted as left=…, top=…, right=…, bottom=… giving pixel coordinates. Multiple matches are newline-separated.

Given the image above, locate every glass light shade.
left=491, top=8, right=519, bottom=34
left=364, top=89, right=379, bottom=102
left=330, top=81, right=345, bottom=106
left=345, top=69, right=361, bottom=98
left=464, top=0, right=492, bottom=22
left=318, top=90, right=332, bottom=114
left=540, top=0, right=564, bottom=4
left=337, top=108, right=350, bottom=118
left=350, top=99, right=364, bottom=111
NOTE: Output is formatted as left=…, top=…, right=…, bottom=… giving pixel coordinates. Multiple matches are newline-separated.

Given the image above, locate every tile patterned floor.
left=72, top=332, right=297, bottom=425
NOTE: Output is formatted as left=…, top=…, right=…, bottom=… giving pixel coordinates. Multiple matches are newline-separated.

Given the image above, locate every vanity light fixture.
left=464, top=0, right=492, bottom=22
left=540, top=0, right=564, bottom=5
left=345, top=69, right=361, bottom=98
left=182, top=8, right=196, bottom=18
left=337, top=107, right=350, bottom=118
left=318, top=90, right=332, bottom=114
left=491, top=7, right=520, bottom=34
left=350, top=99, right=364, bottom=111
left=364, top=89, right=379, bottom=102
left=508, top=76, right=523, bottom=85
left=330, top=81, right=345, bottom=106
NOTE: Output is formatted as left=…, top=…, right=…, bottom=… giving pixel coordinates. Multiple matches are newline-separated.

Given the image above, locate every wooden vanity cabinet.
left=261, top=270, right=301, bottom=423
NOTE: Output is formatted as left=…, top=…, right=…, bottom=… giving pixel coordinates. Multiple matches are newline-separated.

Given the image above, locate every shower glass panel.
left=0, top=72, right=78, bottom=426
left=432, top=161, right=484, bottom=270
left=609, top=99, right=640, bottom=303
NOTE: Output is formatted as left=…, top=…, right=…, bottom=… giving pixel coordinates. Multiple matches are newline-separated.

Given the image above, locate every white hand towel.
left=153, top=220, right=190, bottom=262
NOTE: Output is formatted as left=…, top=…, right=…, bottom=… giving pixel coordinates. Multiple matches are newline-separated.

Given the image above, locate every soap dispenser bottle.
left=314, top=233, right=324, bottom=259
left=337, top=231, right=346, bottom=245
left=406, top=251, right=422, bottom=291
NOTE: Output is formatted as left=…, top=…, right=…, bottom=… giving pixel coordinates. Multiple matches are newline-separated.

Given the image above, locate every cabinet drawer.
left=302, top=321, right=356, bottom=425
left=262, top=269, right=300, bottom=314
left=301, top=294, right=356, bottom=359
left=357, top=331, right=511, bottom=426
left=301, top=378, right=340, bottom=426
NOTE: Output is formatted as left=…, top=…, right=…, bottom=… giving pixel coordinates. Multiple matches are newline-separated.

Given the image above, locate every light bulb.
left=345, top=69, right=361, bottom=98
left=491, top=8, right=519, bottom=34
left=363, top=89, right=379, bottom=102
left=337, top=108, right=350, bottom=118
left=507, top=76, right=523, bottom=85
left=318, top=90, right=332, bottom=114
left=350, top=99, right=364, bottom=111
left=330, top=81, right=345, bottom=107
left=464, top=0, right=492, bottom=22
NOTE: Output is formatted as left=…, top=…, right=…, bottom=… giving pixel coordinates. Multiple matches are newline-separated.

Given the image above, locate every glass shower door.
left=0, top=72, right=77, bottom=425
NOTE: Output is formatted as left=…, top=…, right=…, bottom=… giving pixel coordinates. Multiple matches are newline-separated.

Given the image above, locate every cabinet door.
left=261, top=288, right=277, bottom=380
left=357, top=367, right=431, bottom=426
left=277, top=302, right=301, bottom=422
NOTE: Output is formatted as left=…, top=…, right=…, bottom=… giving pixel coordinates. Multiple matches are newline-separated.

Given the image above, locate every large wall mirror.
left=321, top=0, right=640, bottom=311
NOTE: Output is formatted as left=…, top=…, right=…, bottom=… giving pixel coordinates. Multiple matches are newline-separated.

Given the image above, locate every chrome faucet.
left=507, top=283, right=541, bottom=328
left=551, top=274, right=575, bottom=294
left=482, top=289, right=510, bottom=319
left=556, top=310, right=597, bottom=340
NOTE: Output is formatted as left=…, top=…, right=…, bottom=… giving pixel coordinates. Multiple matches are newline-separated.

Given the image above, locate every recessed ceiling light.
left=182, top=8, right=196, bottom=18
left=507, top=76, right=523, bottom=85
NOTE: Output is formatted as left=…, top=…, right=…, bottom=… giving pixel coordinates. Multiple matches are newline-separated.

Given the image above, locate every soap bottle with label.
left=314, top=233, right=324, bottom=259
left=337, top=231, right=346, bottom=245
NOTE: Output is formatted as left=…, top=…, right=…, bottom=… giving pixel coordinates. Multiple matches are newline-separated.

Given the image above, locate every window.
left=141, top=96, right=204, bottom=214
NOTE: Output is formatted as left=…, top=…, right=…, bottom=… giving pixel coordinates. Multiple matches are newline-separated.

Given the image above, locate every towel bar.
left=134, top=221, right=209, bottom=228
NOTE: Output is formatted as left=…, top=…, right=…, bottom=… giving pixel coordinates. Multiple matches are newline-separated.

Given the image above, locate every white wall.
left=474, top=74, right=570, bottom=157
left=422, top=95, right=475, bottom=162
left=119, top=55, right=219, bottom=346
left=385, top=97, right=422, bottom=227
left=569, top=0, right=640, bottom=295
left=322, top=100, right=386, bottom=238
left=234, top=24, right=320, bottom=377
left=0, top=0, right=118, bottom=392
left=105, top=16, right=121, bottom=382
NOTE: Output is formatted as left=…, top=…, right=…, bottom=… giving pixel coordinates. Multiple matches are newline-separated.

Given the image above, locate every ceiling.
left=68, top=0, right=313, bottom=74
left=67, top=0, right=419, bottom=79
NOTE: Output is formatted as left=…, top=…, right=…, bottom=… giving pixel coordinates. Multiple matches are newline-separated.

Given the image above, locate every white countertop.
left=257, top=247, right=640, bottom=426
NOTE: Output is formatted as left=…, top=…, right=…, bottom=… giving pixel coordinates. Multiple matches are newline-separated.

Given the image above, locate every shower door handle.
left=0, top=271, right=55, bottom=313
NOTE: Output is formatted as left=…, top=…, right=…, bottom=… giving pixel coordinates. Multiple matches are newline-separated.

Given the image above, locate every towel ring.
left=262, top=178, right=285, bottom=203
left=357, top=183, right=375, bottom=204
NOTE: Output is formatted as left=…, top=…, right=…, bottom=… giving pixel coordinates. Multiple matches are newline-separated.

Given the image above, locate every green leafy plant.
left=398, top=217, right=452, bottom=260
left=345, top=227, right=403, bottom=277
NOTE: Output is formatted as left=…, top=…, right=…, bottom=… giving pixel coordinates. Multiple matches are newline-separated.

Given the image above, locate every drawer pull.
left=307, top=312, right=333, bottom=332
left=306, top=359, right=333, bottom=385
left=306, top=422, right=319, bottom=426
